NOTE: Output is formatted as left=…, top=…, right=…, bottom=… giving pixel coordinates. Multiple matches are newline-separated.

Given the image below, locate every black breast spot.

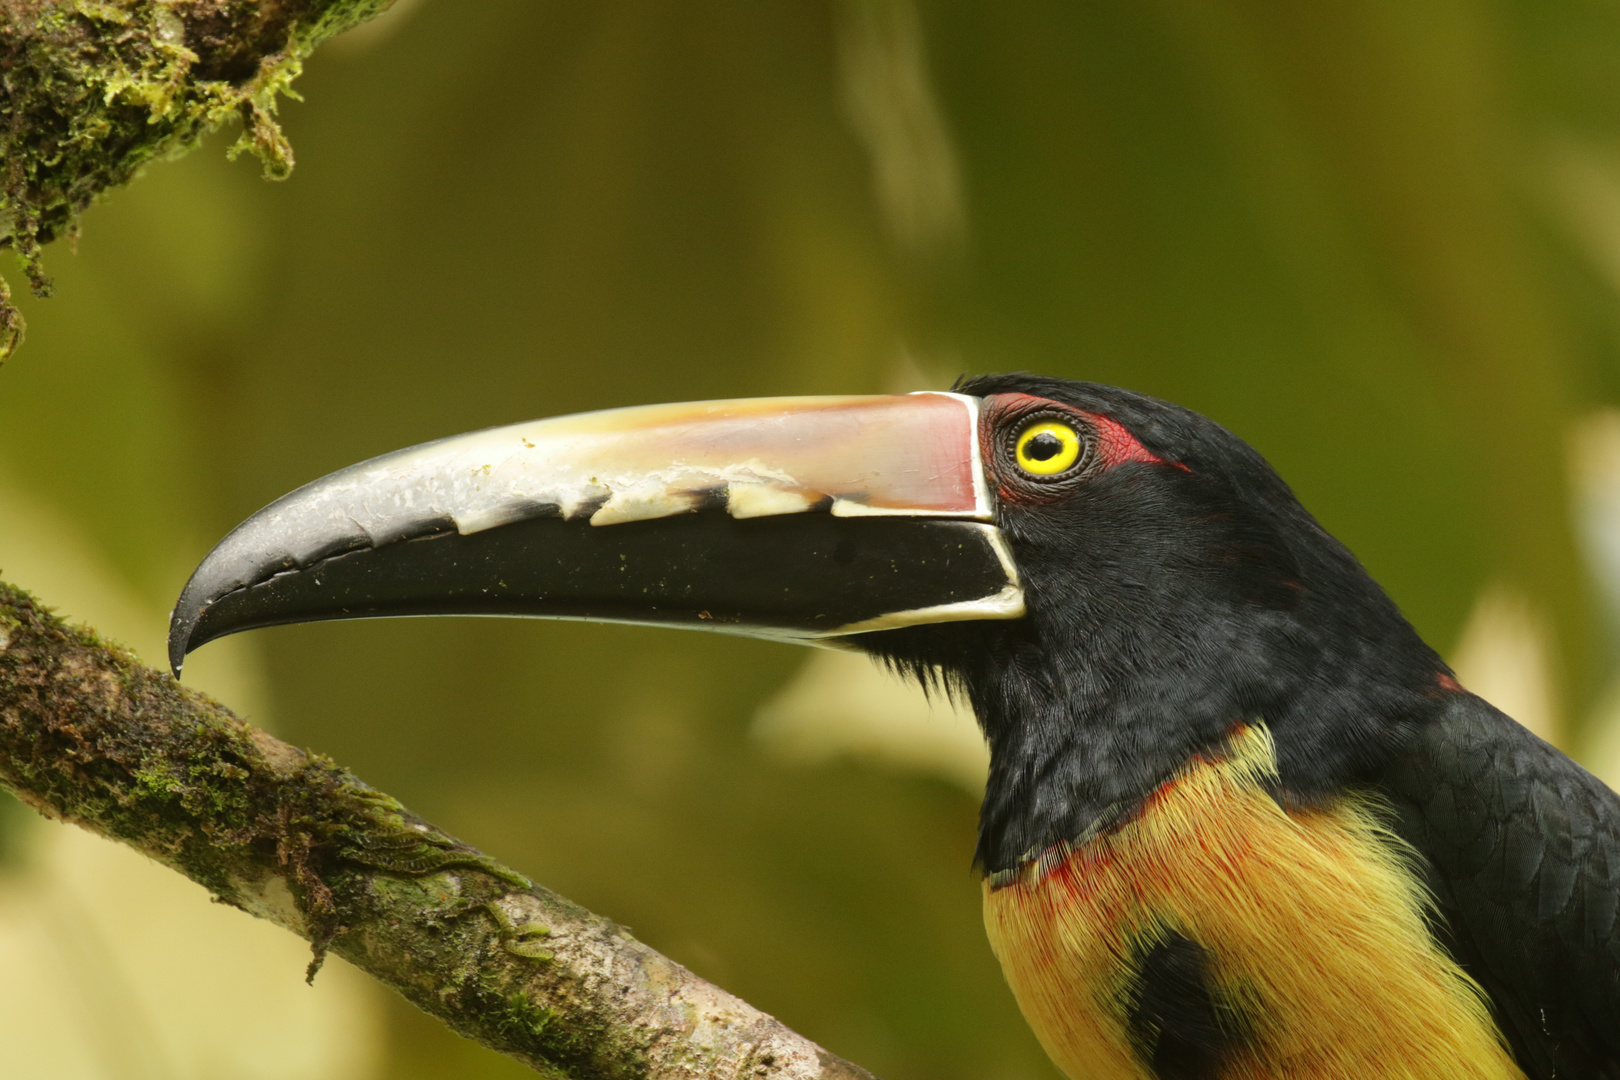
left=1124, top=930, right=1248, bottom=1080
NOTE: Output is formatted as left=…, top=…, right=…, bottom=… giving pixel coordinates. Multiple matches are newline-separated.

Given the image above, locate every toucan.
left=170, top=374, right=1620, bottom=1080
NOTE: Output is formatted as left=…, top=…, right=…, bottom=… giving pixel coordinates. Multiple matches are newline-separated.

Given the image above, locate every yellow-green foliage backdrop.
left=5, top=2, right=1620, bottom=1078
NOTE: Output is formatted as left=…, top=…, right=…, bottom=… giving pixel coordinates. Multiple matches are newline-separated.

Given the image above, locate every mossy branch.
left=0, top=0, right=398, bottom=361
left=0, top=579, right=879, bottom=1080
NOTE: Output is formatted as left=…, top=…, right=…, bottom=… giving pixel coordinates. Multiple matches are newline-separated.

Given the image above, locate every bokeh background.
left=7, top=0, right=1620, bottom=1076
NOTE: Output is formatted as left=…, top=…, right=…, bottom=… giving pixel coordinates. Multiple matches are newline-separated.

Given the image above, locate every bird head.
left=868, top=374, right=1450, bottom=870
left=169, top=374, right=1450, bottom=873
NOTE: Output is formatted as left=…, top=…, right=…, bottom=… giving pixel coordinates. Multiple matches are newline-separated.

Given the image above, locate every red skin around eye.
left=983, top=393, right=1173, bottom=474
left=1090, top=413, right=1166, bottom=468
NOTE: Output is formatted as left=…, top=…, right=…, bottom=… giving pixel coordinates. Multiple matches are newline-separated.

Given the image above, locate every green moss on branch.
left=0, top=580, right=879, bottom=1080
left=0, top=0, right=397, bottom=361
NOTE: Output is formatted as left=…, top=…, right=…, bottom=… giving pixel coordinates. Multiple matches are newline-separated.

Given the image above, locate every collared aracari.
left=169, top=374, right=1620, bottom=1080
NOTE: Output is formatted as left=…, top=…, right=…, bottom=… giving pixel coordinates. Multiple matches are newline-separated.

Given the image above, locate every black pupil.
left=1025, top=431, right=1065, bottom=462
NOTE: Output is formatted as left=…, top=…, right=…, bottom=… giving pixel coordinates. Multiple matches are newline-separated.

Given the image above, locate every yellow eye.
left=1014, top=421, right=1083, bottom=476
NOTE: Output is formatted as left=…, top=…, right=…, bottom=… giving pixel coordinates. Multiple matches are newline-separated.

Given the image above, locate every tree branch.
left=0, top=0, right=399, bottom=361
left=0, top=579, right=879, bottom=1080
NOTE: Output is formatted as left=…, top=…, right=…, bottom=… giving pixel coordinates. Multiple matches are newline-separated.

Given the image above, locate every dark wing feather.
left=1378, top=694, right=1620, bottom=1080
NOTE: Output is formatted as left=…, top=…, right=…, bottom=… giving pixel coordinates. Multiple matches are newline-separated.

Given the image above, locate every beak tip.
left=166, top=615, right=190, bottom=680
left=167, top=585, right=209, bottom=681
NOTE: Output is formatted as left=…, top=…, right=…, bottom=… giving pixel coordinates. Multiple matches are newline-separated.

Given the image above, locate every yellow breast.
left=982, top=724, right=1524, bottom=1080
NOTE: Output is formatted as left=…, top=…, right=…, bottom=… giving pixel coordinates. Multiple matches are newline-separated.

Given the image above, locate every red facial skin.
left=978, top=392, right=1181, bottom=504
left=1091, top=412, right=1167, bottom=468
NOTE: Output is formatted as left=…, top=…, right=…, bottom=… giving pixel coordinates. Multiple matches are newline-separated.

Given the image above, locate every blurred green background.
left=8, top=0, right=1620, bottom=1076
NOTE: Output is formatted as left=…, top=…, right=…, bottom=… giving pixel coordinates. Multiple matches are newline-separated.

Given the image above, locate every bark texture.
left=0, top=0, right=396, bottom=359
left=0, top=580, right=879, bottom=1080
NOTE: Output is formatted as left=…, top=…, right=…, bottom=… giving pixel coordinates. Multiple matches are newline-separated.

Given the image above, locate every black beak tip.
left=167, top=612, right=191, bottom=680
left=167, top=586, right=208, bottom=681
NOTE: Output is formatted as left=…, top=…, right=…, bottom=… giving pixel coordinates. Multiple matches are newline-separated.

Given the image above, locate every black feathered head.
left=860, top=374, right=1451, bottom=872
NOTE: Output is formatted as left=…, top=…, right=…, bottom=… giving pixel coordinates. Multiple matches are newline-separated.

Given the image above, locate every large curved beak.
left=168, top=391, right=1023, bottom=677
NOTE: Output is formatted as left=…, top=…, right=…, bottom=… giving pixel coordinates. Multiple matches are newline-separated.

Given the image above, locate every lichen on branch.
left=0, top=580, right=879, bottom=1080
left=0, top=0, right=397, bottom=361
